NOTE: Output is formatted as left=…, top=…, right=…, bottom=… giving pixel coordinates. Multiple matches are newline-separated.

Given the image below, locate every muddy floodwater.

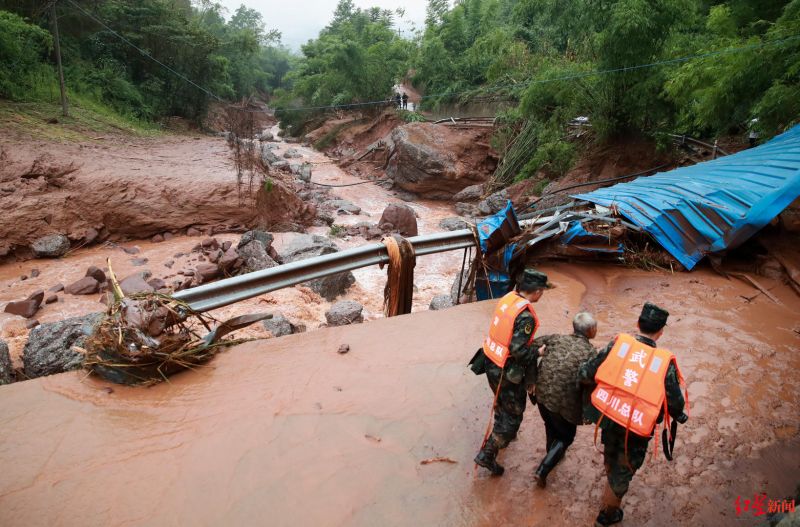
left=1, top=263, right=798, bottom=526
left=0, top=131, right=462, bottom=364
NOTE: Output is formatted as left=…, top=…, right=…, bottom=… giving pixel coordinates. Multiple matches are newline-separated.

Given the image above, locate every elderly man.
left=469, top=268, right=552, bottom=476
left=527, top=312, right=598, bottom=487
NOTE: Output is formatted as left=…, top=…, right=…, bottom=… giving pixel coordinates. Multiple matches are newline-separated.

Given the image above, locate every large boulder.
left=429, top=294, right=454, bottom=311
left=0, top=340, right=13, bottom=385
left=325, top=300, right=364, bottom=326
left=439, top=217, right=469, bottom=231
left=262, top=312, right=295, bottom=338
left=23, top=313, right=102, bottom=379
left=31, top=234, right=70, bottom=258
left=119, top=272, right=155, bottom=295
left=452, top=184, right=484, bottom=202
left=280, top=235, right=355, bottom=300
left=324, top=199, right=361, bottom=215
left=378, top=203, right=418, bottom=236
left=4, top=290, right=44, bottom=319
left=236, top=241, right=278, bottom=273
left=65, top=276, right=100, bottom=296
left=385, top=123, right=496, bottom=200
left=477, top=189, right=509, bottom=216
left=238, top=230, right=274, bottom=250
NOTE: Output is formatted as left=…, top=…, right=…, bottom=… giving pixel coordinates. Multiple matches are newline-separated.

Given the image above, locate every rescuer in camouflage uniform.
left=578, top=302, right=687, bottom=527
left=469, top=269, right=552, bottom=476
left=527, top=312, right=598, bottom=487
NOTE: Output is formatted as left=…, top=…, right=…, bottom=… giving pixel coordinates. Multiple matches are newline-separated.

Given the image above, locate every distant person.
left=469, top=268, right=552, bottom=476
left=394, top=93, right=402, bottom=108
left=527, top=312, right=598, bottom=488
left=401, top=93, right=408, bottom=109
left=748, top=118, right=760, bottom=147
left=578, top=302, right=687, bottom=527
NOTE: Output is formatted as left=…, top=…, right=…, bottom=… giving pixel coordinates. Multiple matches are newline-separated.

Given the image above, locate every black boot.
left=474, top=437, right=505, bottom=476
left=533, top=440, right=566, bottom=488
left=595, top=507, right=624, bottom=526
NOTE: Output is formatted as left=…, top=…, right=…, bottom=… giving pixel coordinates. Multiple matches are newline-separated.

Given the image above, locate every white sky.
left=216, top=0, right=428, bottom=51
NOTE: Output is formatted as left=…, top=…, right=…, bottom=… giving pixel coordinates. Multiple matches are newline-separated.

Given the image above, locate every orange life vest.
left=591, top=333, right=684, bottom=437
left=482, top=291, right=539, bottom=368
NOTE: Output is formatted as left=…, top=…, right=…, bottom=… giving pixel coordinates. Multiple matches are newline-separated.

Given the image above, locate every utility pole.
left=50, top=1, right=68, bottom=117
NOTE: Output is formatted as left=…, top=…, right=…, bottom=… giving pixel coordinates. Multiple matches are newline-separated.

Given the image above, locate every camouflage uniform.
left=532, top=332, right=597, bottom=426
left=528, top=332, right=597, bottom=487
left=482, top=309, right=539, bottom=448
left=578, top=334, right=685, bottom=498
left=472, top=268, right=551, bottom=476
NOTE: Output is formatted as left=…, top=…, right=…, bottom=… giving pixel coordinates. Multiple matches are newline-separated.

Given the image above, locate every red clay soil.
left=0, top=135, right=261, bottom=259
left=0, top=263, right=797, bottom=526
left=520, top=135, right=678, bottom=209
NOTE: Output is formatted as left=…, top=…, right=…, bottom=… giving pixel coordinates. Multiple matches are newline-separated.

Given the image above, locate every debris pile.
left=82, top=261, right=270, bottom=385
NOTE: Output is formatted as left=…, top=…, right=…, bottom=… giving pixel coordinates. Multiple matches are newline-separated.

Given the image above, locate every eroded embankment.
left=0, top=263, right=797, bottom=526
left=0, top=136, right=257, bottom=258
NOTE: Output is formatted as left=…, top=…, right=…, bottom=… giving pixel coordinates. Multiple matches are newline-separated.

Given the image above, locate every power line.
left=64, top=0, right=224, bottom=102
left=59, top=0, right=800, bottom=116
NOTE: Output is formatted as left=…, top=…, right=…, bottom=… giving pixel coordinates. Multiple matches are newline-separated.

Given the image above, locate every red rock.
left=151, top=234, right=164, bottom=243
left=147, top=278, right=166, bottom=290
left=194, top=263, right=220, bottom=284
left=45, top=294, right=58, bottom=304
left=219, top=247, right=240, bottom=271
left=201, top=238, right=219, bottom=250
left=65, top=276, right=100, bottom=295
left=119, top=273, right=155, bottom=295
left=49, top=283, right=64, bottom=293
left=378, top=203, right=418, bottom=236
left=187, top=227, right=202, bottom=237
left=4, top=290, right=44, bottom=319
left=164, top=260, right=175, bottom=268
left=85, top=265, right=106, bottom=283
left=25, top=319, right=40, bottom=329
left=163, top=232, right=175, bottom=241
left=221, top=241, right=232, bottom=252
left=208, top=250, right=222, bottom=264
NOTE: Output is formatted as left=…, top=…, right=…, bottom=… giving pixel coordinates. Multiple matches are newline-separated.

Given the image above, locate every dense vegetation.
left=2, top=0, right=799, bottom=180
left=0, top=0, right=293, bottom=122
left=271, top=0, right=413, bottom=134
left=413, top=0, right=800, bottom=177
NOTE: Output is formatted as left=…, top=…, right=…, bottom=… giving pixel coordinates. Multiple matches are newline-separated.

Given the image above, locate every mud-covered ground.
left=0, top=128, right=462, bottom=369
left=0, top=263, right=797, bottom=526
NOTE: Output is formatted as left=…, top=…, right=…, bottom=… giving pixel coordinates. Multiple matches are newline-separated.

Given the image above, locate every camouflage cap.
left=639, top=302, right=669, bottom=326
left=518, top=268, right=553, bottom=291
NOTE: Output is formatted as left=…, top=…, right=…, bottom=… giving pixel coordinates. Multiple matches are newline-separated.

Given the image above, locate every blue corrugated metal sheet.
left=573, top=125, right=800, bottom=270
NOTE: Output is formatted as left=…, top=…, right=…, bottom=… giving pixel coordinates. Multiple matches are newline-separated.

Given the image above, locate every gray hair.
left=573, top=312, right=597, bottom=336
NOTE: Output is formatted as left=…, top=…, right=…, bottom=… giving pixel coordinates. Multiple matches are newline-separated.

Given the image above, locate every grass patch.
left=0, top=96, right=161, bottom=142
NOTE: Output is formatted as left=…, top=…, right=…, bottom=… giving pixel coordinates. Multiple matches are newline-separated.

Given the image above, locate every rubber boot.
left=595, top=481, right=624, bottom=526
left=533, top=440, right=565, bottom=488
left=474, top=437, right=505, bottom=476
left=594, top=507, right=624, bottom=526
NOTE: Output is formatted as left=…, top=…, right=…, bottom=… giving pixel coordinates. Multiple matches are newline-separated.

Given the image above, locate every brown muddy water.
left=0, top=263, right=798, bottom=526
left=0, top=132, right=462, bottom=365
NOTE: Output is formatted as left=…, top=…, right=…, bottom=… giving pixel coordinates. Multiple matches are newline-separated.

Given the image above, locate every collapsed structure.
left=471, top=124, right=800, bottom=296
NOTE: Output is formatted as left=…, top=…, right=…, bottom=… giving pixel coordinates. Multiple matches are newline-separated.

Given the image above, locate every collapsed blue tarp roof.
left=573, top=125, right=800, bottom=270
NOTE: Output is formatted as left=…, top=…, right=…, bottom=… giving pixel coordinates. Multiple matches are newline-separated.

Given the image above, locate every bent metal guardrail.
left=173, top=229, right=476, bottom=313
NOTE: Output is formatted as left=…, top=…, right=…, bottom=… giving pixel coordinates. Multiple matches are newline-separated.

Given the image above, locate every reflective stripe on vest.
left=590, top=333, right=681, bottom=437
left=482, top=291, right=539, bottom=368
